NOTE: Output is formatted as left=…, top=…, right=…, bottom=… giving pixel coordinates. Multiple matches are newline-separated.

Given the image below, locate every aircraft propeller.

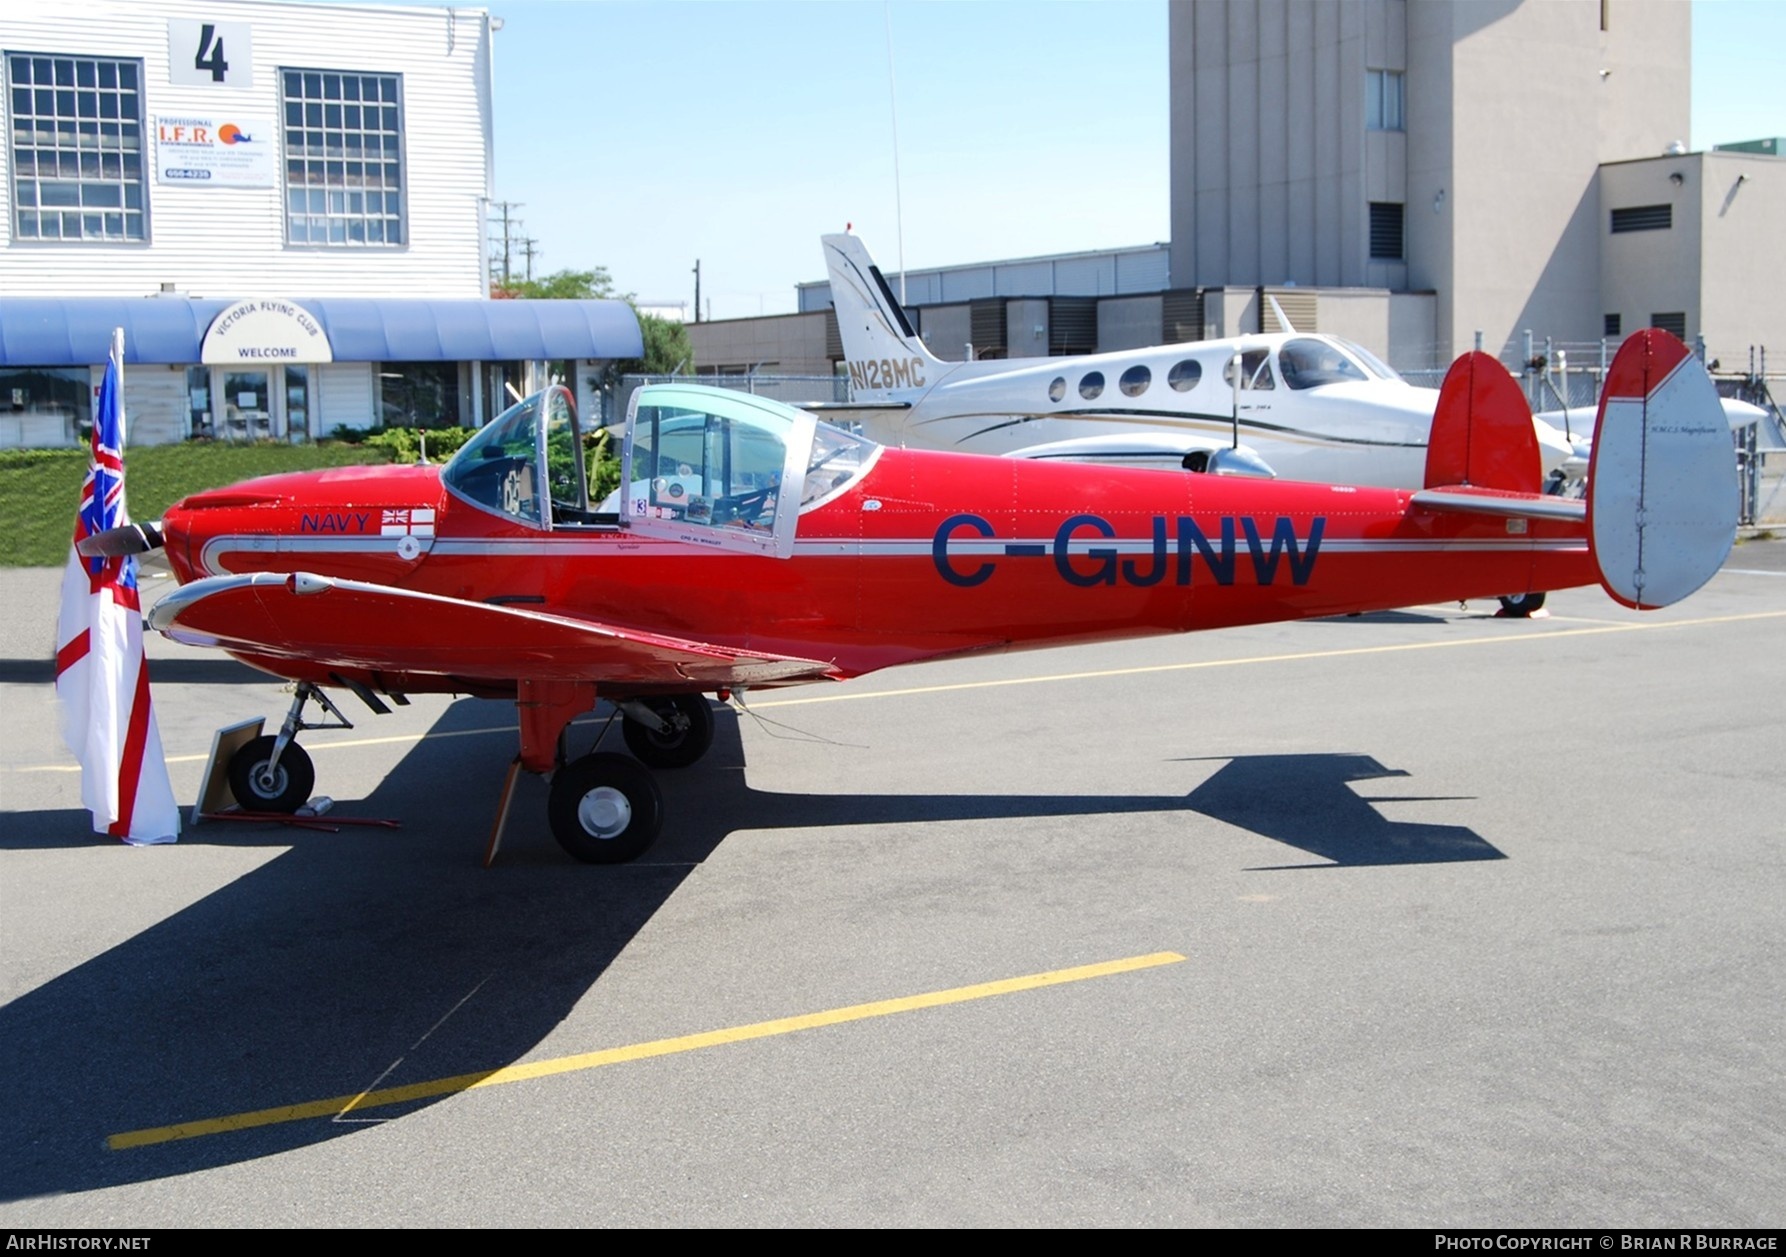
left=76, top=522, right=165, bottom=558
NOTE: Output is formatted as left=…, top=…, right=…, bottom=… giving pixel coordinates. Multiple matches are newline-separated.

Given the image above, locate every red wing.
left=146, top=572, right=840, bottom=687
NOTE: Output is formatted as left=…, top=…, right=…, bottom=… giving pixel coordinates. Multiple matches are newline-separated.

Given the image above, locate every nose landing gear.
left=226, top=681, right=353, bottom=813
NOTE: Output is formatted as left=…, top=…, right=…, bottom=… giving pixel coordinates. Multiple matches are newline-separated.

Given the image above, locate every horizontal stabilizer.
left=1587, top=330, right=1737, bottom=609
left=1424, top=352, right=1542, bottom=493
left=1411, top=487, right=1585, bottom=522
left=147, top=572, right=841, bottom=687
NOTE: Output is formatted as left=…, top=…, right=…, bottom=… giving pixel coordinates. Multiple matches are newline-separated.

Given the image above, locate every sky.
left=467, top=0, right=1785, bottom=320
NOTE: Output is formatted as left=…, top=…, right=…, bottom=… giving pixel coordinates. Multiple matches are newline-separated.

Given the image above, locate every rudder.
left=1587, top=330, right=1737, bottom=609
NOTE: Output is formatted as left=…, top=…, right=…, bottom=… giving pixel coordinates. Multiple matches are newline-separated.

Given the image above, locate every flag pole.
left=54, top=326, right=181, bottom=845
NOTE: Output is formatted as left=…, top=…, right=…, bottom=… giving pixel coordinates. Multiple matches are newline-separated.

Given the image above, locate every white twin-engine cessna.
left=819, top=230, right=1580, bottom=491
left=822, top=231, right=1770, bottom=483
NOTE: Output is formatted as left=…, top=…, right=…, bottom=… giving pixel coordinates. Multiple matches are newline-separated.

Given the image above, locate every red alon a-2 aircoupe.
left=87, top=329, right=1736, bottom=864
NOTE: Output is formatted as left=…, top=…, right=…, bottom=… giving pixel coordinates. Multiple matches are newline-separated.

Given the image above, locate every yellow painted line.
left=108, top=950, right=1186, bottom=1150
left=749, top=609, right=1786, bottom=708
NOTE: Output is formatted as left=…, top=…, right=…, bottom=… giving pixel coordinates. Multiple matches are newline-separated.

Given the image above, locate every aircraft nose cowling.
left=162, top=463, right=446, bottom=583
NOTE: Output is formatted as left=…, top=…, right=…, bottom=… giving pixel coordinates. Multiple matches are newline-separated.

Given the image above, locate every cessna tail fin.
left=1587, top=329, right=1737, bottom=609
left=821, top=231, right=941, bottom=400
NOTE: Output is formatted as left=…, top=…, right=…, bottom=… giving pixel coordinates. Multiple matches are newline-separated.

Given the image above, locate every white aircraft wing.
left=1000, top=431, right=1277, bottom=477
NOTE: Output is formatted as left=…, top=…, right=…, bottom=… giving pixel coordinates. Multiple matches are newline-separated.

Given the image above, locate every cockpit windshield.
left=443, top=385, right=599, bottom=527
left=1337, top=338, right=1404, bottom=383
left=443, top=388, right=549, bottom=526
left=1278, top=338, right=1371, bottom=390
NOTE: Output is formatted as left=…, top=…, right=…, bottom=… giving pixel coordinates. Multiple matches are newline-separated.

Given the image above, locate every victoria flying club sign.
left=201, top=300, right=335, bottom=365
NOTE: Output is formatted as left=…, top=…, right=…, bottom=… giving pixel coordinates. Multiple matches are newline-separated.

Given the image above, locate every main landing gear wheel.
left=621, top=694, right=715, bottom=769
left=548, top=752, right=664, bottom=864
left=227, top=735, right=315, bottom=813
left=1498, top=592, right=1547, bottom=617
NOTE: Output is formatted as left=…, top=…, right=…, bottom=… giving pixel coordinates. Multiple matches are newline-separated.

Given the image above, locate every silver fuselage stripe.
left=197, top=532, right=1585, bottom=573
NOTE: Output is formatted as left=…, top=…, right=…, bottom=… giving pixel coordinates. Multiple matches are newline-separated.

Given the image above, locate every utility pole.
left=520, top=236, right=539, bottom=283
left=692, top=259, right=701, bottom=323
left=488, top=200, right=523, bottom=287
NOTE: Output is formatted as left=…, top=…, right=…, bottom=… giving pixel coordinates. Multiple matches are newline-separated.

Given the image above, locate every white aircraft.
left=819, top=230, right=1578, bottom=490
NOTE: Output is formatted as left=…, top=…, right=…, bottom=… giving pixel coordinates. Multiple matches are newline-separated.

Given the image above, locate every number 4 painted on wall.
left=195, top=24, right=229, bottom=82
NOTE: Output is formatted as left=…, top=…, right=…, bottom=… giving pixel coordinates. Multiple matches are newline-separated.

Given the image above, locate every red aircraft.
left=90, top=329, right=1736, bottom=864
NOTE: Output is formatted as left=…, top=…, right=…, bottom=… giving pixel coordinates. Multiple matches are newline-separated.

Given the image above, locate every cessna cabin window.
left=1226, top=349, right=1275, bottom=390
left=1079, top=372, right=1105, bottom=400
left=1278, top=338, right=1370, bottom=390
left=1047, top=377, right=1067, bottom=403
left=1119, top=365, right=1152, bottom=397
left=1167, top=360, right=1202, bottom=392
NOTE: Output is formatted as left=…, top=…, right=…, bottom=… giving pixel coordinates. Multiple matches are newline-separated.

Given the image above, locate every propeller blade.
left=76, top=521, right=164, bottom=558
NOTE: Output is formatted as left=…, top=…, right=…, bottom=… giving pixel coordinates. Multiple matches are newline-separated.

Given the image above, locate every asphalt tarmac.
left=3, top=544, right=1784, bottom=1227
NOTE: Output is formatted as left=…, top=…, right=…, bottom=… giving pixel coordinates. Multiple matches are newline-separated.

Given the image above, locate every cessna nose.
left=75, top=521, right=164, bottom=558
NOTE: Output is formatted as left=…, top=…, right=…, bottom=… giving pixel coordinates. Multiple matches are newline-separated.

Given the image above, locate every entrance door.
left=221, top=369, right=272, bottom=440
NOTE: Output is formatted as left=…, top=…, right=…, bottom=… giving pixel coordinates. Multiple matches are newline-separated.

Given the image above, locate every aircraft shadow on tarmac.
left=0, top=701, right=1500, bottom=1198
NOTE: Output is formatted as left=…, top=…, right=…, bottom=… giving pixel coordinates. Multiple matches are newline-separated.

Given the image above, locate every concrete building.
left=1173, top=0, right=1695, bottom=363
left=0, top=0, right=639, bottom=448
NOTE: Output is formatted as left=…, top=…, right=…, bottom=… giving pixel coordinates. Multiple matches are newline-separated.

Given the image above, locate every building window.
left=1, top=365, right=91, bottom=443
left=5, top=52, right=146, bottom=242
left=1369, top=202, right=1405, bottom=260
left=1604, top=313, right=1622, bottom=338
left=1367, top=70, right=1404, bottom=131
left=1650, top=313, right=1686, bottom=339
left=379, top=362, right=459, bottom=428
left=282, top=68, right=404, bottom=246
left=1610, top=204, right=1671, bottom=233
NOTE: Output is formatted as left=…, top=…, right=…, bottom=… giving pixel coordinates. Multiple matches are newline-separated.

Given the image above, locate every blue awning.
left=0, top=296, right=644, bottom=366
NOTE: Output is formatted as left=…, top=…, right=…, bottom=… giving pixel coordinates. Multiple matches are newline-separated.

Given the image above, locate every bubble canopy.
left=445, top=383, right=880, bottom=558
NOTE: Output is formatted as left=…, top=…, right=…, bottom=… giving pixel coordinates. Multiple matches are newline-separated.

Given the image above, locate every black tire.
left=621, top=694, right=715, bottom=770
left=227, top=736, right=315, bottom=813
left=1498, top=592, right=1547, bottom=617
left=548, top=752, right=664, bottom=864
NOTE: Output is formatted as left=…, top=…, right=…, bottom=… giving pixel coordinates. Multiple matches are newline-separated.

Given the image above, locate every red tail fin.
left=1423, top=351, right=1542, bottom=492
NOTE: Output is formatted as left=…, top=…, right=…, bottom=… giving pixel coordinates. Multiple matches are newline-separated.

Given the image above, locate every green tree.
left=631, top=311, right=693, bottom=376
left=491, top=267, right=616, bottom=300
left=492, top=262, right=696, bottom=376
